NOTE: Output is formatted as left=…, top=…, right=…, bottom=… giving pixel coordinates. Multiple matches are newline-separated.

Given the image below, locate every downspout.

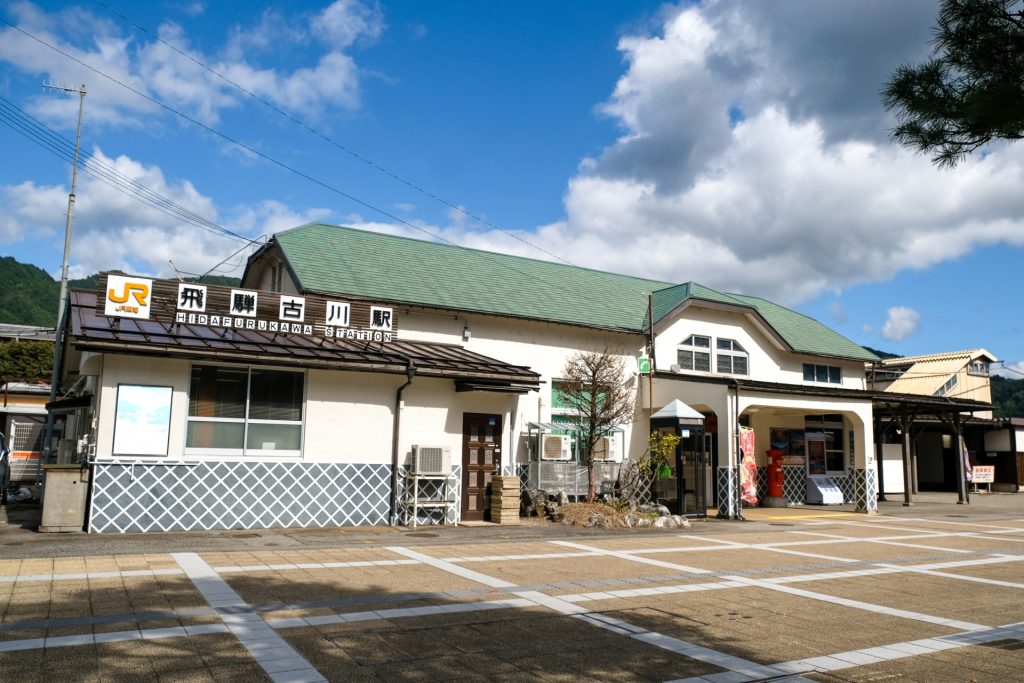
left=648, top=294, right=655, bottom=418
left=732, top=379, right=744, bottom=520
left=389, top=359, right=416, bottom=526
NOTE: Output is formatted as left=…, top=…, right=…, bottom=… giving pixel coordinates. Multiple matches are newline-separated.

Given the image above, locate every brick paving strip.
left=172, top=551, right=329, bottom=683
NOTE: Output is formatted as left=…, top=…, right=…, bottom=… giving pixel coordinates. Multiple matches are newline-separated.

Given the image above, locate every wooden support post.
left=901, top=412, right=913, bottom=507
left=954, top=412, right=969, bottom=505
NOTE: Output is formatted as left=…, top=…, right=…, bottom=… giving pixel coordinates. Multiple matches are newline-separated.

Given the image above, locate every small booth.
left=650, top=400, right=709, bottom=517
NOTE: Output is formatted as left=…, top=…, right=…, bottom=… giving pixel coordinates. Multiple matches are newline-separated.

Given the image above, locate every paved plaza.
left=1, top=495, right=1023, bottom=682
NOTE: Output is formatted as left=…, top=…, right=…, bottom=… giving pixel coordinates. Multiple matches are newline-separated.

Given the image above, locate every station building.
left=51, top=223, right=992, bottom=532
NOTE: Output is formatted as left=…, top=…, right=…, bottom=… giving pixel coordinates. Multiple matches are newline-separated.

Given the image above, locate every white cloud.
left=495, top=1, right=1024, bottom=307
left=0, top=148, right=334, bottom=279
left=0, top=1, right=383, bottom=129
left=881, top=307, right=921, bottom=341
left=827, top=300, right=847, bottom=324
left=312, top=0, right=384, bottom=49
left=992, top=361, right=1024, bottom=380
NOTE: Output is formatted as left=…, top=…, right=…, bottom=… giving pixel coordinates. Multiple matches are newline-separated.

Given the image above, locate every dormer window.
left=716, top=339, right=748, bottom=375
left=968, top=361, right=989, bottom=376
left=677, top=335, right=711, bottom=372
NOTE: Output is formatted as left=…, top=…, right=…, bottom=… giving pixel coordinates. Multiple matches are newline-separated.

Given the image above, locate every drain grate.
left=404, top=532, right=439, bottom=538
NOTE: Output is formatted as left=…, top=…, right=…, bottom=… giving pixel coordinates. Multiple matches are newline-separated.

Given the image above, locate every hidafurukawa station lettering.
left=98, top=273, right=397, bottom=342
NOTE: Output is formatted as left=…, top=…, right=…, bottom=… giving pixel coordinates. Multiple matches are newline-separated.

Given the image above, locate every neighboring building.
left=870, top=349, right=997, bottom=413
left=868, top=350, right=1000, bottom=494
left=1, top=381, right=48, bottom=482
left=53, top=223, right=988, bottom=533
left=983, top=418, right=1024, bottom=492
left=0, top=324, right=56, bottom=342
left=0, top=325, right=54, bottom=483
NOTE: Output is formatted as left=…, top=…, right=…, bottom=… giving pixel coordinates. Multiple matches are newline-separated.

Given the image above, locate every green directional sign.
left=637, top=357, right=651, bottom=374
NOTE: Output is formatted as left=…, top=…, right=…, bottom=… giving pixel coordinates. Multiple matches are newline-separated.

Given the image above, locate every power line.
left=89, top=0, right=577, bottom=267
left=0, top=95, right=258, bottom=247
left=0, top=18, right=655, bottom=327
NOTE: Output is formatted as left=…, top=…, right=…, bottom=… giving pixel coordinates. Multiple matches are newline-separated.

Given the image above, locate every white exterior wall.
left=653, top=306, right=866, bottom=389
left=394, top=309, right=648, bottom=465
left=94, top=354, right=191, bottom=459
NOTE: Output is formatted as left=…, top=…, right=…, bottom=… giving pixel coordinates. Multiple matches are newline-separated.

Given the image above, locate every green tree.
left=992, top=374, right=1024, bottom=417
left=882, top=0, right=1024, bottom=167
left=0, top=340, right=54, bottom=379
left=557, top=348, right=636, bottom=502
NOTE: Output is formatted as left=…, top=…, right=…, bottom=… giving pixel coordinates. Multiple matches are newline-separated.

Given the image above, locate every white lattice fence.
left=89, top=460, right=390, bottom=533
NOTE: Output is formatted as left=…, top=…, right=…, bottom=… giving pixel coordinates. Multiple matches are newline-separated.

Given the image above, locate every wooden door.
left=462, top=413, right=502, bottom=521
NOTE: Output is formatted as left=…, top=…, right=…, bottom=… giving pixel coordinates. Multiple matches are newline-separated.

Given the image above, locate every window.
left=716, top=338, right=748, bottom=375
left=934, top=374, right=958, bottom=397
left=803, top=363, right=841, bottom=384
left=677, top=335, right=711, bottom=372
left=805, top=415, right=846, bottom=473
left=968, top=361, right=989, bottom=376
left=186, top=365, right=304, bottom=455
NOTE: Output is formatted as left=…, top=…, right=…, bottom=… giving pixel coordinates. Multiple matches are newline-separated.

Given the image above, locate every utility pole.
left=43, top=82, right=87, bottom=327
left=40, top=82, right=86, bottom=474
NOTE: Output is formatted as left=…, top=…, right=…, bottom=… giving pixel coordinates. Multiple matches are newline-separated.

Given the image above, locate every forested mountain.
left=992, top=375, right=1024, bottom=419
left=0, top=256, right=239, bottom=327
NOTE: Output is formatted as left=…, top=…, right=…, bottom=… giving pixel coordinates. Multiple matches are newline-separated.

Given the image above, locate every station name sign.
left=98, top=273, right=398, bottom=342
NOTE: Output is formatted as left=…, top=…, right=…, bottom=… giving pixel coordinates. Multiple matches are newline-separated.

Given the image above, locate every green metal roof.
left=268, top=223, right=876, bottom=361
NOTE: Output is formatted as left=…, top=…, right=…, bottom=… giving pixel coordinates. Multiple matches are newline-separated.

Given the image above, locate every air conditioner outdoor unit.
left=540, top=434, right=573, bottom=461
left=592, top=434, right=623, bottom=462
left=670, top=364, right=682, bottom=373
left=412, top=445, right=452, bottom=474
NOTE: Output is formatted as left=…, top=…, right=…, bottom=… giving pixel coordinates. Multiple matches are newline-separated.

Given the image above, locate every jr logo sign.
left=104, top=275, right=153, bottom=319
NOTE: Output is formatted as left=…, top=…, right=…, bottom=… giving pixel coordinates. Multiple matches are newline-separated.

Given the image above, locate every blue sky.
left=0, top=1, right=1021, bottom=376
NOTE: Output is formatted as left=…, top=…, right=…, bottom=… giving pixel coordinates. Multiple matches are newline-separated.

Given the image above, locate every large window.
left=805, top=414, right=846, bottom=473
left=186, top=365, right=304, bottom=455
left=677, top=335, right=711, bottom=372
left=803, top=363, right=841, bottom=384
left=716, top=338, right=748, bottom=375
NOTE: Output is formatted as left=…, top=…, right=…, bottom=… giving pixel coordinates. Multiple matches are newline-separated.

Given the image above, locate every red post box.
left=767, top=448, right=785, bottom=499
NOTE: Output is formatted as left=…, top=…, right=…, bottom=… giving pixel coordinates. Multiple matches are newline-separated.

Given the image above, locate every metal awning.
left=65, top=290, right=540, bottom=390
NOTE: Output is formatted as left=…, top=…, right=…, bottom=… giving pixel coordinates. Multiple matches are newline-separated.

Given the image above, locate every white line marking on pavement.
left=389, top=544, right=785, bottom=680
left=173, top=552, right=327, bottom=683
left=884, top=517, right=1024, bottom=531
left=875, top=562, right=1024, bottom=589
left=787, top=529, right=973, bottom=553
left=550, top=540, right=713, bottom=574
left=721, top=574, right=989, bottom=631
left=385, top=546, right=517, bottom=588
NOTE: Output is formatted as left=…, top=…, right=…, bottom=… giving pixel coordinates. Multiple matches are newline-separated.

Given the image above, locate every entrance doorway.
left=461, top=413, right=502, bottom=521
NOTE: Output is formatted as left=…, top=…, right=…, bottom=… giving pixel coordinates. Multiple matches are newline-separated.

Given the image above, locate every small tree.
left=557, top=348, right=636, bottom=502
left=618, top=432, right=681, bottom=508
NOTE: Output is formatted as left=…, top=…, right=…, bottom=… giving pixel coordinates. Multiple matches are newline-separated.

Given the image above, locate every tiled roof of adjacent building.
left=258, top=223, right=877, bottom=362
left=879, top=348, right=997, bottom=366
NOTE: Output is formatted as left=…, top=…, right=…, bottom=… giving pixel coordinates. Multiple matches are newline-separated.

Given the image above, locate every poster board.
left=112, top=384, right=173, bottom=456
left=805, top=432, right=827, bottom=476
